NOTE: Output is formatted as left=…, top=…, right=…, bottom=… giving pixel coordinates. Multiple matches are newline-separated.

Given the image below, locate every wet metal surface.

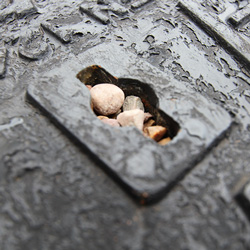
left=178, top=0, right=250, bottom=69
left=1, top=0, right=250, bottom=249
left=27, top=43, right=232, bottom=203
left=0, top=48, right=7, bottom=79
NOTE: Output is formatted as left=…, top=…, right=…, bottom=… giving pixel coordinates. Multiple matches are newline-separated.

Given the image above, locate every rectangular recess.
left=26, top=42, right=232, bottom=204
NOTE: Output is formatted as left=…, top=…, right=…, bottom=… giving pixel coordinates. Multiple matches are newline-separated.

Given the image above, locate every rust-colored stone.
left=158, top=137, right=171, bottom=146
left=145, top=125, right=167, bottom=142
left=143, top=119, right=155, bottom=131
left=97, top=116, right=109, bottom=120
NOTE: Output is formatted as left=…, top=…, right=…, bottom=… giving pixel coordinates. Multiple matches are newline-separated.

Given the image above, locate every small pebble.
left=90, top=83, right=125, bottom=116
left=158, top=137, right=171, bottom=145
left=97, top=116, right=109, bottom=120
left=123, top=95, right=144, bottom=112
left=145, top=125, right=167, bottom=141
left=143, top=119, right=155, bottom=130
left=86, top=85, right=92, bottom=90
left=117, top=109, right=144, bottom=130
left=101, top=118, right=120, bottom=127
left=144, top=112, right=153, bottom=122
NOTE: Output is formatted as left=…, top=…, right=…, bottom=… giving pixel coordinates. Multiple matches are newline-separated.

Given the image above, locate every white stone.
left=90, top=83, right=125, bottom=116
left=117, top=109, right=144, bottom=130
left=101, top=118, right=120, bottom=127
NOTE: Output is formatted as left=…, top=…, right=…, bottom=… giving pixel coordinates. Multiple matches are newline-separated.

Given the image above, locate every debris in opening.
left=77, top=65, right=180, bottom=145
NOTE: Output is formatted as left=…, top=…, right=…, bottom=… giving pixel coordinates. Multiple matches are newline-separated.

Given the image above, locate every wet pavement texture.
left=1, top=0, right=250, bottom=249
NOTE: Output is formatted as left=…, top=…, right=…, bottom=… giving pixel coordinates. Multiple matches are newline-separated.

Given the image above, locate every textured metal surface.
left=27, top=42, right=232, bottom=203
left=178, top=0, right=250, bottom=69
left=0, top=48, right=7, bottom=79
left=1, top=0, right=250, bottom=249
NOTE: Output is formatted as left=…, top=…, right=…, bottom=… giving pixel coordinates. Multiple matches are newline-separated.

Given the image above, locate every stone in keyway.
left=86, top=85, right=92, bottom=90
left=145, top=126, right=167, bottom=142
left=123, top=95, right=144, bottom=112
left=101, top=118, right=120, bottom=127
left=97, top=116, right=109, bottom=120
left=144, top=112, right=153, bottom=122
left=90, top=83, right=125, bottom=116
left=117, top=109, right=144, bottom=130
left=143, top=119, right=155, bottom=130
left=158, top=137, right=171, bottom=146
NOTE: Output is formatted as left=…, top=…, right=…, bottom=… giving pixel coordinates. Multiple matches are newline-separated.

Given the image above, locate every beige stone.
left=90, top=83, right=125, bottom=116
left=101, top=118, right=120, bottom=127
left=117, top=109, right=144, bottom=130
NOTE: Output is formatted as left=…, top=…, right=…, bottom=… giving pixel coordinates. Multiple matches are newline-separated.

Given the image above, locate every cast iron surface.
left=27, top=43, right=232, bottom=203
left=1, top=0, right=250, bottom=249
left=178, top=0, right=250, bottom=69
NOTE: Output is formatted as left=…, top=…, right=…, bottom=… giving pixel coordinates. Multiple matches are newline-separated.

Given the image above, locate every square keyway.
left=27, top=42, right=232, bottom=204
